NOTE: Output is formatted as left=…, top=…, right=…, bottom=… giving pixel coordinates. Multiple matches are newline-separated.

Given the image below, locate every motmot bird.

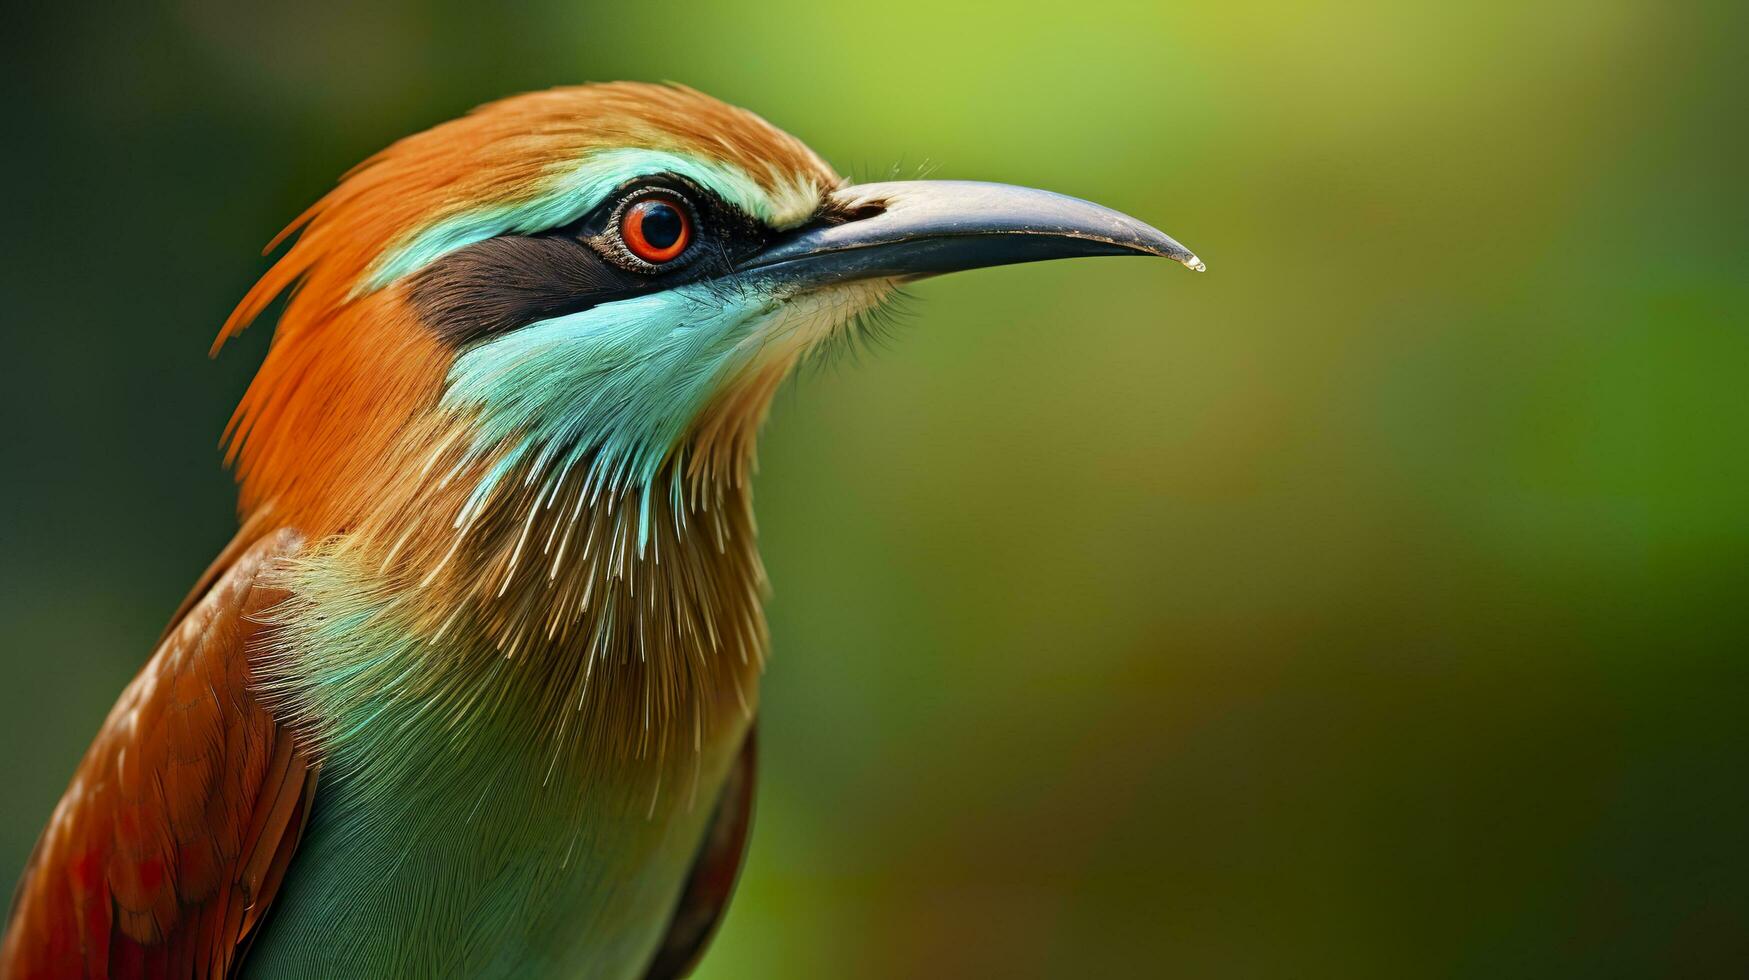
left=2, top=83, right=1202, bottom=979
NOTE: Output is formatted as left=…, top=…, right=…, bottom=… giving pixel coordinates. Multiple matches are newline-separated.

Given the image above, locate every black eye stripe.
left=408, top=175, right=782, bottom=347
left=407, top=235, right=646, bottom=346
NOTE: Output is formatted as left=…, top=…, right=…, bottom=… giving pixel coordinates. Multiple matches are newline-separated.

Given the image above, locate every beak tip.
left=1151, top=242, right=1204, bottom=272
left=1133, top=226, right=1204, bottom=272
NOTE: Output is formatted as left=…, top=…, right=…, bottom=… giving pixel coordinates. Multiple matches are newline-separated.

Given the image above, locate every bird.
left=1, top=82, right=1203, bottom=979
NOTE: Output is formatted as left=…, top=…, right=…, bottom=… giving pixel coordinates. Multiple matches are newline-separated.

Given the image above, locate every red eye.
left=620, top=195, right=692, bottom=264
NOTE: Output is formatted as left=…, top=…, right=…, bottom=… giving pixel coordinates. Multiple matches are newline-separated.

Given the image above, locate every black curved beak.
left=739, top=179, right=1204, bottom=287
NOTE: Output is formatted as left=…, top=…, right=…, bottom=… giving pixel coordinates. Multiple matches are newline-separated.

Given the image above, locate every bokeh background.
left=3, top=2, right=1745, bottom=976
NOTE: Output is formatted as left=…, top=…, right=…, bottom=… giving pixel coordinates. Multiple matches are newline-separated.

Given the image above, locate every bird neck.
left=253, top=426, right=769, bottom=795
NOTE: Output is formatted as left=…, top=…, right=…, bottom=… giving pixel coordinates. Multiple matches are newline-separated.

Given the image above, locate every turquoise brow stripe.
left=359, top=148, right=791, bottom=295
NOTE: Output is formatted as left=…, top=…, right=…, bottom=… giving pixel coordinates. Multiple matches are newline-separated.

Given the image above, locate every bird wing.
left=642, top=724, right=758, bottom=980
left=2, top=528, right=316, bottom=980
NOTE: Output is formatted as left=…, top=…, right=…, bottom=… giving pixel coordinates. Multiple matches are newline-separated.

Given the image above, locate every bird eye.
left=619, top=194, right=692, bottom=265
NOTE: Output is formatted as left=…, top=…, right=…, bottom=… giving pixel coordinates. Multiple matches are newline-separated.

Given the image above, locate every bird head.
left=214, top=82, right=1203, bottom=748
left=218, top=83, right=1200, bottom=583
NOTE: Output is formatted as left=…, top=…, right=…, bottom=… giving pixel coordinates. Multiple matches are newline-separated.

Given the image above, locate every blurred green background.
left=3, top=2, right=1745, bottom=976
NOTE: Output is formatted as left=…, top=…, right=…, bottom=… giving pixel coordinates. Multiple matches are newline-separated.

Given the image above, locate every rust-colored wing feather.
left=2, top=529, right=315, bottom=980
left=643, top=725, right=757, bottom=980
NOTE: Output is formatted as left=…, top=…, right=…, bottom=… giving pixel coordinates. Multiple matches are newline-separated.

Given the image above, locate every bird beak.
left=739, top=179, right=1204, bottom=288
